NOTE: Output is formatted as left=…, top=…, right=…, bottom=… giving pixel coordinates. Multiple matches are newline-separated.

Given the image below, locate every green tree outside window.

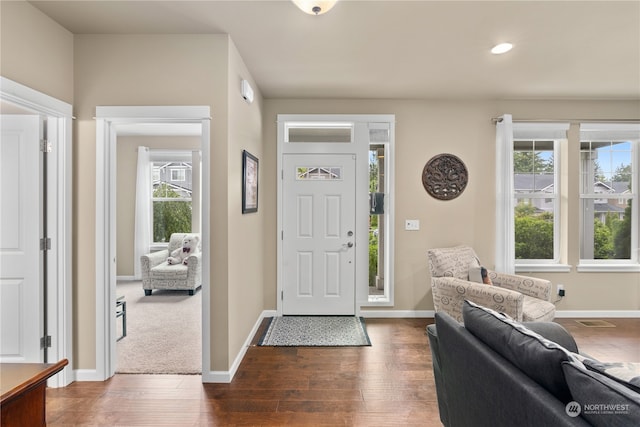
left=153, top=183, right=192, bottom=243
left=514, top=203, right=554, bottom=259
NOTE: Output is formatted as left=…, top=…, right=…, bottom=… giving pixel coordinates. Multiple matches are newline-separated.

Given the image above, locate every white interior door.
left=0, top=115, right=43, bottom=362
left=282, top=153, right=356, bottom=315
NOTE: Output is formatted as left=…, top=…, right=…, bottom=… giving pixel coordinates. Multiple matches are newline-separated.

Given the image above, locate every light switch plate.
left=405, top=219, right=420, bottom=231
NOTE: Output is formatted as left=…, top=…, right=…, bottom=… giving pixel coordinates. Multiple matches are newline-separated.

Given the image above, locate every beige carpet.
left=115, top=281, right=201, bottom=374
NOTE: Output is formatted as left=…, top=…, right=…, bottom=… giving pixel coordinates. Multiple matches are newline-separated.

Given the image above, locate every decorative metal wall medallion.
left=422, top=154, right=468, bottom=200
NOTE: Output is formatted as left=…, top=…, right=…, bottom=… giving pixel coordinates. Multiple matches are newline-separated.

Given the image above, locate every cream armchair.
left=427, top=245, right=555, bottom=322
left=140, top=233, right=202, bottom=296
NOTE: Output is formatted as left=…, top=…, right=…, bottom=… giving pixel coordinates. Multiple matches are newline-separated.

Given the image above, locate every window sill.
left=577, top=264, right=640, bottom=273
left=515, top=264, right=572, bottom=273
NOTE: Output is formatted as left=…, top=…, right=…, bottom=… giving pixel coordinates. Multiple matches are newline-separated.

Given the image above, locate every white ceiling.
left=29, top=0, right=640, bottom=100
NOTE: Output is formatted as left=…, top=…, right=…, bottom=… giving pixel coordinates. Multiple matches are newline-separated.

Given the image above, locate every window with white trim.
left=579, top=124, right=639, bottom=264
left=513, top=139, right=559, bottom=262
left=151, top=157, right=193, bottom=244
left=512, top=123, right=568, bottom=266
left=368, top=123, right=394, bottom=303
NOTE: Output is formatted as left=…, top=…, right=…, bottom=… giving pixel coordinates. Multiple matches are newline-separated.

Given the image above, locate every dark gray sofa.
left=427, top=300, right=640, bottom=427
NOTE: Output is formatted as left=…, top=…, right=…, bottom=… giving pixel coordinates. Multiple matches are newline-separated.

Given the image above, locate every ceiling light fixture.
left=491, top=42, right=513, bottom=55
left=292, top=0, right=338, bottom=15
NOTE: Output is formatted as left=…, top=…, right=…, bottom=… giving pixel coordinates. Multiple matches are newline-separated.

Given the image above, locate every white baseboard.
left=360, top=310, right=434, bottom=318
left=116, top=276, right=136, bottom=282
left=74, top=369, right=103, bottom=382
left=360, top=309, right=640, bottom=319
left=202, top=370, right=232, bottom=383
left=202, top=309, right=277, bottom=384
left=555, top=310, right=640, bottom=318
left=47, top=367, right=75, bottom=388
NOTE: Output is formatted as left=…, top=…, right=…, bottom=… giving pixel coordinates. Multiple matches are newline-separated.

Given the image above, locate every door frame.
left=277, top=114, right=394, bottom=316
left=95, top=106, right=211, bottom=381
left=0, top=77, right=74, bottom=387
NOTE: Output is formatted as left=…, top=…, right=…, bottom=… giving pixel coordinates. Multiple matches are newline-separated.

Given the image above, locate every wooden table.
left=1, top=359, right=68, bottom=427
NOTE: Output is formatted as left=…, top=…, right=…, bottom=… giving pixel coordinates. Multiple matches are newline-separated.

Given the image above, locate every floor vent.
left=575, top=320, right=616, bottom=328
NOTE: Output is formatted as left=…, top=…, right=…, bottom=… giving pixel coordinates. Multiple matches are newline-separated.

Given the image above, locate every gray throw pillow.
left=462, top=300, right=580, bottom=403
left=562, top=360, right=640, bottom=427
left=581, top=359, right=640, bottom=394
left=522, top=321, right=580, bottom=353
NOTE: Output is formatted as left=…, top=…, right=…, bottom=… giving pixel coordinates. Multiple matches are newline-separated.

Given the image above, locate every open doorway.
left=115, top=134, right=202, bottom=374
left=95, top=106, right=211, bottom=381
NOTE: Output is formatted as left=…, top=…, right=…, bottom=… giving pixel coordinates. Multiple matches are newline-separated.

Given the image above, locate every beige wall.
left=73, top=33, right=267, bottom=372
left=263, top=99, right=640, bottom=313
left=226, top=40, right=265, bottom=364
left=116, top=136, right=201, bottom=277
left=0, top=1, right=73, bottom=103
left=74, top=33, right=229, bottom=370
left=3, top=1, right=268, bottom=373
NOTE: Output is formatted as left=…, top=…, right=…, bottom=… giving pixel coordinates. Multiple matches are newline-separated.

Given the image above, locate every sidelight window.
left=368, top=123, right=393, bottom=303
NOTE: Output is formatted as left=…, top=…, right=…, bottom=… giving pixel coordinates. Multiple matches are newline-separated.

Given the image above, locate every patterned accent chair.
left=140, top=233, right=202, bottom=296
left=427, top=245, right=555, bottom=322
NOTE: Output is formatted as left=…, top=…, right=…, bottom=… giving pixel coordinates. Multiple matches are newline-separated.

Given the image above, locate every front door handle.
left=341, top=242, right=354, bottom=250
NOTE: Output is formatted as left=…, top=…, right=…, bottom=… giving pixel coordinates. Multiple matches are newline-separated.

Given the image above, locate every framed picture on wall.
left=242, top=150, right=259, bottom=213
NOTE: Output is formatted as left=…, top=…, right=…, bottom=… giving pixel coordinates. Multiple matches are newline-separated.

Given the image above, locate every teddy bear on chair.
left=167, top=234, right=200, bottom=266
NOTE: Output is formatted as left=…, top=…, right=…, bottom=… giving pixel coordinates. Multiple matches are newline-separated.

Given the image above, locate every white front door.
left=0, top=115, right=43, bottom=362
left=282, top=154, right=356, bottom=315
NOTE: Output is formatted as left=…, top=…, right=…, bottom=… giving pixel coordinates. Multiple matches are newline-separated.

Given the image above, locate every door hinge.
left=40, top=139, right=52, bottom=153
left=40, top=335, right=52, bottom=349
left=40, top=237, right=52, bottom=250
left=281, top=290, right=284, bottom=301
left=281, top=230, right=284, bottom=240
left=281, top=169, right=284, bottom=179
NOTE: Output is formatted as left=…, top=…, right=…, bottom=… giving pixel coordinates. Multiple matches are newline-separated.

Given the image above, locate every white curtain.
left=134, top=146, right=151, bottom=280
left=495, top=114, right=515, bottom=273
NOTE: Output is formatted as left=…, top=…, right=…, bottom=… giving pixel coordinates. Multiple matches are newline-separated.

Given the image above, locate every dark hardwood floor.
left=555, top=317, right=640, bottom=363
left=46, top=317, right=639, bottom=426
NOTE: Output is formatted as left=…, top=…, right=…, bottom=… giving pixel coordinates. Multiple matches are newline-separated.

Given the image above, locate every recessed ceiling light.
left=491, top=43, right=513, bottom=55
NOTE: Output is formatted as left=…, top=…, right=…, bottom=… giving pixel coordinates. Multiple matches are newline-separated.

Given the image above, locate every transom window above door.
left=285, top=122, right=353, bottom=143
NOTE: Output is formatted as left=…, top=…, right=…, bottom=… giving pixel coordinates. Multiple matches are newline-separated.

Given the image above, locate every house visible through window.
left=579, top=124, right=638, bottom=263
left=513, top=139, right=559, bottom=262
left=171, top=168, right=186, bottom=181
left=152, top=159, right=192, bottom=243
